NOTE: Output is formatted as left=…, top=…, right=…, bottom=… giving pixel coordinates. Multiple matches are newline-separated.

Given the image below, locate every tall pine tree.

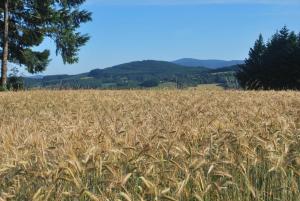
left=295, top=33, right=300, bottom=86
left=0, top=0, right=91, bottom=88
left=236, top=34, right=266, bottom=89
left=237, top=27, right=300, bottom=90
left=263, top=26, right=298, bottom=89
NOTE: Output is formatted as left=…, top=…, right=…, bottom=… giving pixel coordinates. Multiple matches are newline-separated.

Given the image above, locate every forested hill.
left=23, top=60, right=239, bottom=89
left=172, top=58, right=244, bottom=68
left=88, top=60, right=209, bottom=79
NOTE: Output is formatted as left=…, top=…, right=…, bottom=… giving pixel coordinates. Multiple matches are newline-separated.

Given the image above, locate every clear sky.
left=31, top=0, right=300, bottom=75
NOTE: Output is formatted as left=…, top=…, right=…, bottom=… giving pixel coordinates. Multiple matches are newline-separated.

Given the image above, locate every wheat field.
left=0, top=90, right=299, bottom=201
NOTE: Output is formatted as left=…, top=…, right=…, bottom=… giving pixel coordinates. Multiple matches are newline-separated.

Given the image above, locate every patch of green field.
left=190, top=83, right=225, bottom=90
left=156, top=82, right=177, bottom=89
left=80, top=77, right=94, bottom=80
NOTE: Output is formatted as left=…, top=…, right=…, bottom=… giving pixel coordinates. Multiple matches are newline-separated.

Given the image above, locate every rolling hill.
left=173, top=58, right=244, bottom=69
left=88, top=60, right=209, bottom=79
left=23, top=60, right=239, bottom=89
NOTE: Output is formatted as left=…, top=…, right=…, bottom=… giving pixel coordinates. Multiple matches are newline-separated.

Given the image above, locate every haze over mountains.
left=172, top=58, right=244, bottom=69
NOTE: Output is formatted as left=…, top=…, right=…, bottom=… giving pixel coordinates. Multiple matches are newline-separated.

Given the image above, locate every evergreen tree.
left=237, top=27, right=300, bottom=90
left=7, top=66, right=24, bottom=91
left=296, top=33, right=300, bottom=86
left=237, top=34, right=266, bottom=89
left=263, top=26, right=298, bottom=89
left=0, top=0, right=92, bottom=88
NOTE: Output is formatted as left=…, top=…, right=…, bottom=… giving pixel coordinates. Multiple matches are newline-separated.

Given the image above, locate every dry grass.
left=0, top=90, right=299, bottom=201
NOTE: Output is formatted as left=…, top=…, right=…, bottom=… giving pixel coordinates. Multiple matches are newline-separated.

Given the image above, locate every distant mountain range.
left=172, top=58, right=244, bottom=69
left=23, top=59, right=241, bottom=89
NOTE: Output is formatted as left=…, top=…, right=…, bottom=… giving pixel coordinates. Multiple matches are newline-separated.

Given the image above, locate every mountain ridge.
left=23, top=59, right=239, bottom=89
left=172, top=58, right=244, bottom=69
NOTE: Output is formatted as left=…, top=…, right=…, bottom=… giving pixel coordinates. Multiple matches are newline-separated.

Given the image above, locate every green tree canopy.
left=0, top=0, right=91, bottom=87
left=237, top=26, right=300, bottom=90
left=237, top=34, right=266, bottom=89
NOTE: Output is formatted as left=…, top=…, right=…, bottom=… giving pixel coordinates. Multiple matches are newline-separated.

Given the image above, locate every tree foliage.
left=237, top=27, right=300, bottom=90
left=7, top=66, right=24, bottom=91
left=140, top=79, right=160, bottom=88
left=0, top=0, right=91, bottom=75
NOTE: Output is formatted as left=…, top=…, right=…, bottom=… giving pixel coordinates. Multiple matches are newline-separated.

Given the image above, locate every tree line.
left=237, top=26, right=300, bottom=90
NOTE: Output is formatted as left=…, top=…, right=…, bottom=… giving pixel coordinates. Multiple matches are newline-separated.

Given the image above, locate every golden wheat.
left=0, top=89, right=299, bottom=201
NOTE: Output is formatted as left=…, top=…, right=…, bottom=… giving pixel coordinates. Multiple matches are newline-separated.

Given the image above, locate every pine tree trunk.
left=1, top=0, right=9, bottom=87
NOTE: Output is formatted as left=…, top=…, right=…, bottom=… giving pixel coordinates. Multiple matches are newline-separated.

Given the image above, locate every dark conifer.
left=237, top=34, right=266, bottom=89
left=0, top=0, right=92, bottom=87
left=237, top=27, right=300, bottom=90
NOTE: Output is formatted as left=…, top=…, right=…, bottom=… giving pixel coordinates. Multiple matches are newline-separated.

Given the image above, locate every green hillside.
left=23, top=60, right=238, bottom=89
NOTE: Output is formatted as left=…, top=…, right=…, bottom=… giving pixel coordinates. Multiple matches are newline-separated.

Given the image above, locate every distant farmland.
left=0, top=90, right=299, bottom=201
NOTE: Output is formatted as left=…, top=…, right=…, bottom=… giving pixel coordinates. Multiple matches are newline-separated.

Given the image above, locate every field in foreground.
left=0, top=90, right=299, bottom=201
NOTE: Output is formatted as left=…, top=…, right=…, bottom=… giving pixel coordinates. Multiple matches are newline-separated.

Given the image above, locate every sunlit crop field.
left=0, top=90, right=299, bottom=201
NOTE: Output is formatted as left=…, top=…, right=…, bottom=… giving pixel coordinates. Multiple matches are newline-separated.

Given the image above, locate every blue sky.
left=31, top=0, right=300, bottom=75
